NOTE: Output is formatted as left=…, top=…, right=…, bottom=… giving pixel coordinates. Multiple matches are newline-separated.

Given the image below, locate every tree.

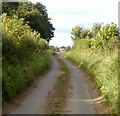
left=17, top=2, right=55, bottom=42
left=91, top=23, right=118, bottom=49
left=71, top=25, right=83, bottom=40
left=2, top=2, right=55, bottom=42
left=90, top=23, right=102, bottom=38
left=80, top=28, right=91, bottom=39
left=2, top=2, right=19, bottom=16
left=55, top=47, right=60, bottom=52
left=66, top=46, right=71, bottom=51
left=71, top=25, right=91, bottom=41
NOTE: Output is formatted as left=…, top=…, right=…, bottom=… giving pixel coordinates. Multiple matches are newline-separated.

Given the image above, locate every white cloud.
left=49, top=32, right=73, bottom=47
left=30, top=0, right=119, bottom=47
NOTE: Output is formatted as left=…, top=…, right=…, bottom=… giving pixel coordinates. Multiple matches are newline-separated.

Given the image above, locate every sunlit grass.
left=65, top=50, right=118, bottom=114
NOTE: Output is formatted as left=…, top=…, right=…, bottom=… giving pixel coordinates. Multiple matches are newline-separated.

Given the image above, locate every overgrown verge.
left=3, top=52, right=51, bottom=102
left=45, top=55, right=70, bottom=114
left=2, top=14, right=51, bottom=103
left=65, top=23, right=118, bottom=114
left=65, top=49, right=118, bottom=114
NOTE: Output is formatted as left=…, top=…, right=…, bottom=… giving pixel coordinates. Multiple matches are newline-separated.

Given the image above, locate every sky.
left=30, top=0, right=119, bottom=47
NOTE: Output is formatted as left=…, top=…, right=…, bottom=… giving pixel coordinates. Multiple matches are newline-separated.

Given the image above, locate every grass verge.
left=2, top=51, right=51, bottom=103
left=65, top=50, right=118, bottom=114
left=45, top=55, right=70, bottom=114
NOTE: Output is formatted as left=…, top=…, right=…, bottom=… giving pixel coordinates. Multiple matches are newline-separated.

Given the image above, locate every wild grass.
left=65, top=49, right=118, bottom=114
left=2, top=51, right=51, bottom=102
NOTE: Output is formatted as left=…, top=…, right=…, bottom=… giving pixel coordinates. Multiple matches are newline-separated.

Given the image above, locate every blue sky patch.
left=55, top=28, right=71, bottom=33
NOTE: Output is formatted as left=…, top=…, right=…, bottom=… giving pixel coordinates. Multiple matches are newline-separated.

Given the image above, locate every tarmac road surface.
left=7, top=55, right=96, bottom=114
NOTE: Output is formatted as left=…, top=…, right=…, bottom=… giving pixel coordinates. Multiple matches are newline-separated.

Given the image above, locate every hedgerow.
left=2, top=13, right=48, bottom=62
left=2, top=13, right=50, bottom=102
left=65, top=23, right=118, bottom=114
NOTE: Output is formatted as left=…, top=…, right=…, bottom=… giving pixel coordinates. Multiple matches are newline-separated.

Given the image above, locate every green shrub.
left=91, top=23, right=118, bottom=49
left=2, top=52, right=51, bottom=102
left=2, top=13, right=48, bottom=63
left=2, top=13, right=50, bottom=102
left=103, top=36, right=118, bottom=51
left=72, top=39, right=91, bottom=50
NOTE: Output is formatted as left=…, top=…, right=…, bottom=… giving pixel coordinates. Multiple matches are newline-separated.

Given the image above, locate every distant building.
left=59, top=46, right=71, bottom=52
left=59, top=46, right=65, bottom=52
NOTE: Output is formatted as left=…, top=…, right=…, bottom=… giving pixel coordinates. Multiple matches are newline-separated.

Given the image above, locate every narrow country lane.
left=59, top=55, right=96, bottom=114
left=4, top=54, right=96, bottom=114
left=2, top=1, right=118, bottom=114
left=8, top=56, right=61, bottom=114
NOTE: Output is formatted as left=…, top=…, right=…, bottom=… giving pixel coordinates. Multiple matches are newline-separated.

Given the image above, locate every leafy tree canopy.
left=2, top=2, right=55, bottom=42
left=90, top=23, right=102, bottom=38
left=71, top=23, right=118, bottom=50
left=71, top=25, right=91, bottom=41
